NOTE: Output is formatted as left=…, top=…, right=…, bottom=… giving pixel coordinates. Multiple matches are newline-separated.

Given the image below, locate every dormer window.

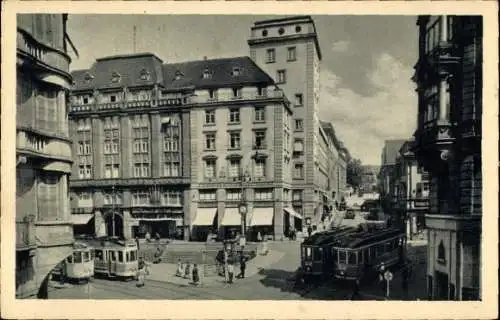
left=111, top=72, right=121, bottom=83
left=232, top=87, right=242, bottom=98
left=140, top=69, right=151, bottom=81
left=203, top=69, right=212, bottom=80
left=232, top=67, right=241, bottom=77
left=174, top=71, right=183, bottom=81
left=84, top=72, right=94, bottom=83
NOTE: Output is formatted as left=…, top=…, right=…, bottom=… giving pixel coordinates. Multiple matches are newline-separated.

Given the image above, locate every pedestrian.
left=237, top=253, right=247, bottom=279
left=307, top=225, right=313, bottom=238
left=136, top=257, right=146, bottom=287
left=227, top=261, right=234, bottom=284
left=176, top=259, right=183, bottom=277
left=184, top=262, right=191, bottom=279
left=153, top=247, right=162, bottom=264
left=192, top=264, right=200, bottom=285
left=257, top=231, right=262, bottom=242
left=155, top=232, right=161, bottom=242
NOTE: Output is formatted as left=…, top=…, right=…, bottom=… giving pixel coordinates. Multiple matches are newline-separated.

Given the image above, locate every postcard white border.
left=1, top=1, right=498, bottom=319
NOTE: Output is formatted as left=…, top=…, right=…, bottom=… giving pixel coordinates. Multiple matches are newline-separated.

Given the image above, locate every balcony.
left=16, top=218, right=37, bottom=250
left=17, top=29, right=71, bottom=76
left=95, top=102, right=122, bottom=111
left=125, top=100, right=151, bottom=108
left=157, top=98, right=184, bottom=107
left=426, top=42, right=461, bottom=75
left=16, top=130, right=72, bottom=162
left=190, top=88, right=288, bottom=105
left=69, top=177, right=191, bottom=188
left=414, top=119, right=456, bottom=153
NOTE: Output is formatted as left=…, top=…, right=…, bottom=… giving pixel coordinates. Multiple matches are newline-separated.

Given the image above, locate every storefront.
left=71, top=214, right=94, bottom=237
left=248, top=207, right=274, bottom=241
left=130, top=208, right=184, bottom=239
left=220, top=207, right=242, bottom=240
left=190, top=207, right=217, bottom=241
left=283, top=207, right=303, bottom=237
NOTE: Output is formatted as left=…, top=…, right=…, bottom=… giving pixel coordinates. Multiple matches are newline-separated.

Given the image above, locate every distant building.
left=248, top=16, right=347, bottom=224
left=393, top=140, right=430, bottom=239
left=16, top=14, right=76, bottom=298
left=412, top=16, right=482, bottom=300
left=360, top=165, right=380, bottom=194
left=378, top=139, right=407, bottom=217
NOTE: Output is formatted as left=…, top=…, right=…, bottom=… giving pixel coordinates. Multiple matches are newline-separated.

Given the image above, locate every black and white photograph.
left=1, top=1, right=498, bottom=319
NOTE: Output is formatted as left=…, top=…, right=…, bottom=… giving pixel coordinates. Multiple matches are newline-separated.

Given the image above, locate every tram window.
left=91, top=250, right=95, bottom=259
left=305, top=247, right=312, bottom=259
left=83, top=251, right=90, bottom=262
left=315, top=248, right=323, bottom=260
left=126, top=252, right=130, bottom=262
left=67, top=255, right=73, bottom=263
left=348, top=252, right=357, bottom=265
left=130, top=250, right=137, bottom=261
left=332, top=249, right=338, bottom=263
left=74, top=251, right=83, bottom=263
left=110, top=251, right=116, bottom=261
left=118, top=251, right=124, bottom=262
left=339, top=251, right=347, bottom=264
left=359, top=250, right=364, bottom=263
left=95, top=250, right=103, bottom=261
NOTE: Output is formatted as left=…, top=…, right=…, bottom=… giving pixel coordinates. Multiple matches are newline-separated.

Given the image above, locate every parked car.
left=344, top=210, right=356, bottom=219
left=360, top=199, right=379, bottom=212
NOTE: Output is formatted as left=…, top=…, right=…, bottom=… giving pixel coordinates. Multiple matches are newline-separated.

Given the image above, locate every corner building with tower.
left=68, top=15, right=348, bottom=241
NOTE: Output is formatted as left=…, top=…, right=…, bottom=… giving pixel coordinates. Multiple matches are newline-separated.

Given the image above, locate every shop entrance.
left=435, top=271, right=450, bottom=300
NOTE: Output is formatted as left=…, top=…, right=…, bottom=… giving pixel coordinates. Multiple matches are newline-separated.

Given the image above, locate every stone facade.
left=412, top=15, right=482, bottom=300
left=16, top=14, right=75, bottom=298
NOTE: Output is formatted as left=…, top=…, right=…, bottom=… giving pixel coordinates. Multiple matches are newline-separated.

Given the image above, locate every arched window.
left=437, top=241, right=446, bottom=264
left=460, top=155, right=482, bottom=215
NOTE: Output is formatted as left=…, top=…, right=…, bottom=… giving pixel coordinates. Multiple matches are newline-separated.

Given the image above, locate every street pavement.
left=48, top=225, right=429, bottom=300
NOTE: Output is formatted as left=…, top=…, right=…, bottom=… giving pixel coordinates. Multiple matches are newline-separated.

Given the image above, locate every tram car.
left=331, top=226, right=406, bottom=281
left=92, top=237, right=139, bottom=280
left=52, top=242, right=94, bottom=283
left=299, top=226, right=357, bottom=282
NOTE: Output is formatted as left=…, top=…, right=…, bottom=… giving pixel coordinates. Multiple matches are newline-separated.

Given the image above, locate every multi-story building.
left=248, top=16, right=345, bottom=225
left=69, top=53, right=191, bottom=241
left=393, top=140, right=430, bottom=239
left=379, top=139, right=407, bottom=219
left=16, top=14, right=76, bottom=298
left=360, top=165, right=380, bottom=194
left=69, top=54, right=298, bottom=241
left=412, top=16, right=482, bottom=300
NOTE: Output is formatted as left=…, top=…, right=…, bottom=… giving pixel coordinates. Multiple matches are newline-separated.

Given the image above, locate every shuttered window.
left=37, top=172, right=60, bottom=221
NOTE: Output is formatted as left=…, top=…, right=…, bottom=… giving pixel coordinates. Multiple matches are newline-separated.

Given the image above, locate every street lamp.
left=239, top=169, right=251, bottom=244
left=111, top=184, right=116, bottom=237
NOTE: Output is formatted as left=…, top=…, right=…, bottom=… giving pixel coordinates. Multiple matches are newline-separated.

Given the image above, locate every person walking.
left=237, top=253, right=247, bottom=279
left=227, top=261, right=234, bottom=284
left=192, top=264, right=200, bottom=286
left=136, top=257, right=146, bottom=287
left=184, top=262, right=191, bottom=280
left=176, top=259, right=184, bottom=277
left=135, top=236, right=140, bottom=250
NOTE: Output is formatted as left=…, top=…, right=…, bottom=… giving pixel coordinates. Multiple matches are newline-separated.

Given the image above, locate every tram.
left=299, top=226, right=357, bottom=282
left=60, top=242, right=95, bottom=283
left=92, top=238, right=139, bottom=280
left=331, top=226, right=406, bottom=281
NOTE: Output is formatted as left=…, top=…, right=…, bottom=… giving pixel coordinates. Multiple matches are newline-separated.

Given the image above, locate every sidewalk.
left=146, top=249, right=285, bottom=287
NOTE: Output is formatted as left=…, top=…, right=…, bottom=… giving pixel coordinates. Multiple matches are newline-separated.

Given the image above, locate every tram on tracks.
left=299, top=226, right=358, bottom=282
left=92, top=237, right=139, bottom=280
left=53, top=242, right=95, bottom=283
left=331, top=226, right=406, bottom=281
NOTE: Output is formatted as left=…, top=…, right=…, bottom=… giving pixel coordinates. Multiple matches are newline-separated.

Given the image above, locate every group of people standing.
left=176, top=260, right=200, bottom=285
left=221, top=251, right=247, bottom=285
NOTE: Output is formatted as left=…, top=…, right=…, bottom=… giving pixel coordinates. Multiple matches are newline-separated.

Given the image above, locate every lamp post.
left=111, top=184, right=116, bottom=237
left=239, top=169, right=251, bottom=245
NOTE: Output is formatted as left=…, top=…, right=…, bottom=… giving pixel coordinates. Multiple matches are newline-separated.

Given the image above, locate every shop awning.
left=249, top=208, right=274, bottom=226
left=284, top=207, right=303, bottom=219
left=192, top=208, right=217, bottom=226
left=221, top=208, right=241, bottom=226
left=71, top=214, right=93, bottom=225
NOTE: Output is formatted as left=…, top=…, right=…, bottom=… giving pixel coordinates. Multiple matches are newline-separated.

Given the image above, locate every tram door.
left=109, top=250, right=117, bottom=275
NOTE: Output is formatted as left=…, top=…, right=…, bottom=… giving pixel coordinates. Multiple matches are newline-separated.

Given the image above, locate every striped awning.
left=192, top=208, right=217, bottom=226
left=71, top=214, right=93, bottom=225
left=221, top=208, right=241, bottom=226
left=284, top=207, right=303, bottom=219
left=249, top=208, right=274, bottom=226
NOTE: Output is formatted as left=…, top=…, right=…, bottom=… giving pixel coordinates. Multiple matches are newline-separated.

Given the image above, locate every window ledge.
left=204, top=123, right=216, bottom=127
left=266, top=61, right=276, bottom=64
left=228, top=122, right=241, bottom=126
left=253, top=120, right=266, bottom=124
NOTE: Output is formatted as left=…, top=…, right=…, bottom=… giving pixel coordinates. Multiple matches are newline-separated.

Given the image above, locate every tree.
left=347, top=158, right=363, bottom=190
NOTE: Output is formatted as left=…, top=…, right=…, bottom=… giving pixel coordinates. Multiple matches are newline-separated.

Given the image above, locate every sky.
left=67, top=15, right=419, bottom=165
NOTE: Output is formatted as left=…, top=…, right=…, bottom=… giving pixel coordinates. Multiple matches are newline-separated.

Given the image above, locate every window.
left=77, top=192, right=93, bottom=208
left=174, top=71, right=182, bottom=81
left=103, top=192, right=122, bottom=206
left=208, top=89, right=218, bottom=100
left=294, top=94, right=303, bottom=106
left=254, top=130, right=266, bottom=148
left=78, top=165, right=92, bottom=179
left=163, top=162, right=180, bottom=177
left=287, top=47, right=297, bottom=61
left=254, top=106, right=265, bottom=122
left=83, top=97, right=89, bottom=104
left=348, top=252, right=357, bottom=265
left=205, top=133, right=216, bottom=150
left=262, top=29, right=268, bottom=37
left=338, top=251, right=347, bottom=264
left=295, top=25, right=302, bottom=33
left=162, top=117, right=181, bottom=177
left=254, top=158, right=266, bottom=177
left=232, top=67, right=241, bottom=77
left=199, top=190, right=217, bottom=201
left=229, top=132, right=241, bottom=149
left=37, top=172, right=60, bottom=221
left=425, top=18, right=441, bottom=54
left=162, top=190, right=183, bottom=206
left=203, top=69, right=212, bottom=79
left=295, top=119, right=303, bottom=131
left=266, top=48, right=275, bottom=63
left=104, top=164, right=120, bottom=178
left=232, top=87, right=242, bottom=99
left=140, top=69, right=151, bottom=81
left=278, top=27, right=285, bottom=35
left=277, top=70, right=286, bottom=84
left=423, top=86, right=439, bottom=125
left=132, top=191, right=150, bottom=206
left=294, top=163, right=304, bottom=179
left=226, top=189, right=242, bottom=201
left=205, top=159, right=216, bottom=178
left=257, top=86, right=267, bottom=97
left=111, top=72, right=121, bottom=83
left=205, top=110, right=215, bottom=124
left=229, top=159, right=241, bottom=177
left=292, top=190, right=303, bottom=201
left=110, top=95, right=117, bottom=103
left=132, top=117, right=150, bottom=178
left=255, top=188, right=273, bottom=200
left=229, top=108, right=240, bottom=123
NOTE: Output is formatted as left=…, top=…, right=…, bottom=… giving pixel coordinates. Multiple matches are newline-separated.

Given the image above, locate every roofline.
left=96, top=52, right=163, bottom=63
left=253, top=15, right=314, bottom=26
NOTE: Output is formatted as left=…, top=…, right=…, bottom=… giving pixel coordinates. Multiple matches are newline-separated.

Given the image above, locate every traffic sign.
left=384, top=270, right=393, bottom=281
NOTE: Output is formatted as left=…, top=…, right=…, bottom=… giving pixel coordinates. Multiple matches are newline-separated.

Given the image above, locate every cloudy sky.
left=67, top=15, right=419, bottom=165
